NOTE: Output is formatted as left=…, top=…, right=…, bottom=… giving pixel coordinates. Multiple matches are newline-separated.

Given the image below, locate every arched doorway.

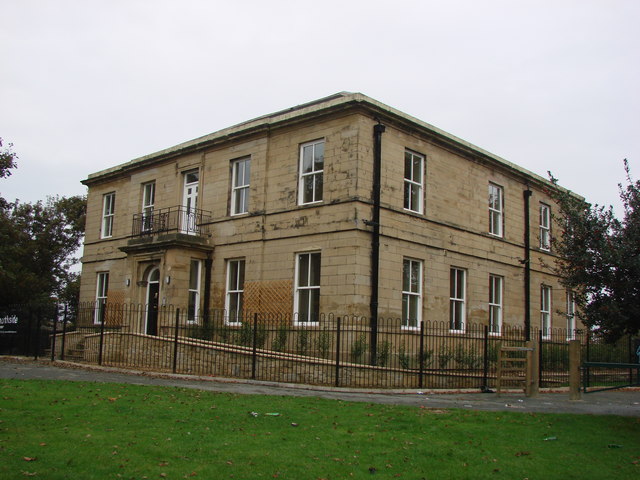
left=145, top=268, right=160, bottom=335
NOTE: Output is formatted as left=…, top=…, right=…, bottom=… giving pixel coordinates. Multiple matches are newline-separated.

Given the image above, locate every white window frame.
left=450, top=268, right=466, bottom=332
left=142, top=182, right=155, bottom=232
left=539, top=203, right=551, bottom=251
left=294, top=252, right=321, bottom=325
left=402, top=258, right=422, bottom=330
left=101, top=192, right=115, bottom=239
left=488, top=183, right=503, bottom=237
left=404, top=150, right=424, bottom=214
left=298, top=139, right=324, bottom=205
left=541, top=285, right=552, bottom=339
left=231, top=157, right=250, bottom=216
left=187, top=260, right=201, bottom=323
left=566, top=290, right=576, bottom=340
left=225, top=259, right=245, bottom=325
left=489, top=275, right=503, bottom=336
left=94, top=272, right=109, bottom=324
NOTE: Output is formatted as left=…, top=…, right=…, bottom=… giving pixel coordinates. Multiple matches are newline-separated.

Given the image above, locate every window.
left=231, top=157, right=250, bottom=215
left=182, top=170, right=199, bottom=234
left=566, top=290, right=576, bottom=340
left=101, top=193, right=115, bottom=238
left=488, top=183, right=503, bottom=237
left=225, top=259, right=245, bottom=325
left=402, top=259, right=422, bottom=329
left=539, top=203, right=551, bottom=251
left=489, top=275, right=503, bottom=335
left=541, top=285, right=552, bottom=339
left=142, top=182, right=155, bottom=232
left=94, top=272, right=109, bottom=324
left=298, top=140, right=324, bottom=205
left=404, top=150, right=424, bottom=213
left=294, top=252, right=321, bottom=324
left=187, top=260, right=201, bottom=323
left=450, top=268, right=466, bottom=332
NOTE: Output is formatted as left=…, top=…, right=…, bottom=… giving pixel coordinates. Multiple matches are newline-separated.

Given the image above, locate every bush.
left=350, top=334, right=368, bottom=364
left=376, top=340, right=391, bottom=367
left=272, top=325, right=289, bottom=352
left=296, top=328, right=310, bottom=356
left=316, top=330, right=331, bottom=359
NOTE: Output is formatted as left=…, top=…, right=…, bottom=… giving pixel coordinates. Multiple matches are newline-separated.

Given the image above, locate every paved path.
left=1, top=357, right=639, bottom=416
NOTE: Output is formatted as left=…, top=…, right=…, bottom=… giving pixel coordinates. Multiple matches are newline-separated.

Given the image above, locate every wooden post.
left=569, top=340, right=581, bottom=400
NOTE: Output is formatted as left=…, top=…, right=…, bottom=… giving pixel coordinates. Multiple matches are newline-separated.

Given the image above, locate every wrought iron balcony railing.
left=132, top=206, right=212, bottom=237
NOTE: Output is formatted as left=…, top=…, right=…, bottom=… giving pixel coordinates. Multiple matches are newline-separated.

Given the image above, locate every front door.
left=182, top=170, right=199, bottom=234
left=146, top=268, right=160, bottom=335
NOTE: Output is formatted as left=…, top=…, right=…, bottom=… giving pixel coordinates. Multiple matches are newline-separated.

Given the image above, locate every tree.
left=0, top=138, right=18, bottom=179
left=0, top=138, right=86, bottom=307
left=549, top=160, right=640, bottom=340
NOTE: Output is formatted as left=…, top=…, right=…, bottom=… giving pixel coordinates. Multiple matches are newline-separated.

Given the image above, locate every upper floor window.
left=539, top=203, right=551, bottom=251
left=298, top=140, right=324, bottom=205
left=402, top=258, right=422, bottom=329
left=101, top=193, right=115, bottom=239
left=541, top=285, right=552, bottom=339
left=489, top=274, right=503, bottom=335
left=404, top=150, right=424, bottom=213
left=142, top=182, right=155, bottom=232
left=187, top=260, right=201, bottom=323
left=294, top=252, right=321, bottom=325
left=225, top=259, right=245, bottom=325
left=450, top=267, right=466, bottom=332
left=488, top=183, right=503, bottom=237
left=231, top=157, right=250, bottom=216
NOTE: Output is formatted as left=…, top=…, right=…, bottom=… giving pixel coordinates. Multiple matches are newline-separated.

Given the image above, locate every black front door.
left=146, top=282, right=159, bottom=336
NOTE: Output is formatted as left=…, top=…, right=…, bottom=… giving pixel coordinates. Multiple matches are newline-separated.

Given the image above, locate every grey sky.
left=1, top=0, right=638, bottom=215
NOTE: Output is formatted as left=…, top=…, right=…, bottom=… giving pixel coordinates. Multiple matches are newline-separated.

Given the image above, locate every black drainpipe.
left=203, top=253, right=213, bottom=326
left=523, top=188, right=532, bottom=341
left=370, top=121, right=385, bottom=365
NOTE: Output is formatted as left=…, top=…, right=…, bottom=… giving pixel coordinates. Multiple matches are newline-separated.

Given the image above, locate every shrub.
left=272, top=325, right=289, bottom=352
left=376, top=340, right=391, bottom=367
left=350, top=334, right=368, bottom=364
left=316, top=330, right=331, bottom=359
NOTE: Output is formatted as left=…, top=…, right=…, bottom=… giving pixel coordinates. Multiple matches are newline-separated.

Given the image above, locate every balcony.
left=122, top=206, right=213, bottom=253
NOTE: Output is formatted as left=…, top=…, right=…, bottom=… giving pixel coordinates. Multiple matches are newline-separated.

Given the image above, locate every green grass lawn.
left=1, top=380, right=638, bottom=479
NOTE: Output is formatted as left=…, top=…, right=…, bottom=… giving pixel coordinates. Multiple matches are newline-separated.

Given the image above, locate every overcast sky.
left=1, top=0, right=638, bottom=215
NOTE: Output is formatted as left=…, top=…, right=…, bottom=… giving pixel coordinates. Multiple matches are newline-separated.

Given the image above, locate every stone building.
left=79, top=92, right=579, bottom=337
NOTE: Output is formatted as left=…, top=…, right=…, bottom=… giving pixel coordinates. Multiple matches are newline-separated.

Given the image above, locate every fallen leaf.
left=23, top=457, right=37, bottom=462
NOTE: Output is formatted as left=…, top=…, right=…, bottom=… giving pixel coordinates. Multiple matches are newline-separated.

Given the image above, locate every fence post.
left=98, top=302, right=106, bottom=366
left=537, top=329, right=543, bottom=388
left=251, top=313, right=258, bottom=380
left=34, top=307, right=42, bottom=360
left=335, top=317, right=341, bottom=387
left=172, top=308, right=180, bottom=374
left=568, top=340, right=581, bottom=400
left=51, top=304, right=58, bottom=362
left=482, top=325, right=489, bottom=391
left=418, top=321, right=425, bottom=389
left=60, top=304, right=68, bottom=361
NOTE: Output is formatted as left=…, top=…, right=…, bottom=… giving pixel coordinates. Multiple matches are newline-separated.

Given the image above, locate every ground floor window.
left=450, top=268, right=466, bottom=332
left=294, top=252, right=321, bottom=325
left=187, top=260, right=201, bottom=322
left=541, top=285, right=552, bottom=339
left=566, top=290, right=576, bottom=340
left=94, top=272, right=109, bottom=324
left=225, top=259, right=245, bottom=325
left=489, top=274, right=503, bottom=335
left=402, top=258, right=422, bottom=329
